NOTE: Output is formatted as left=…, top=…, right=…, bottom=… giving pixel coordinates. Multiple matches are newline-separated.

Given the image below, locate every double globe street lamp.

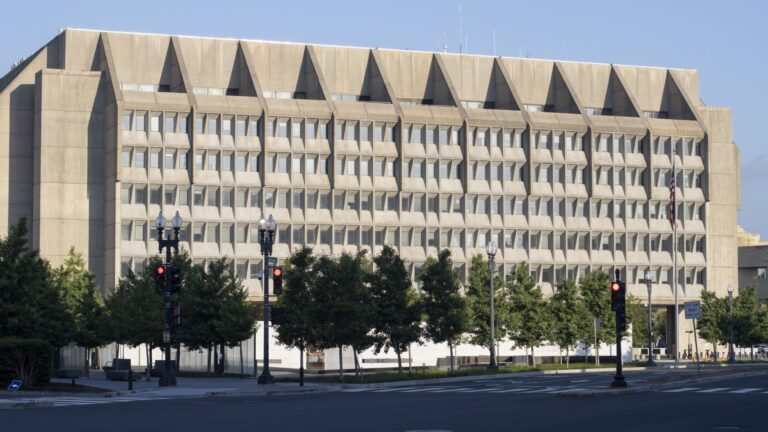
left=486, top=241, right=498, bottom=369
left=641, top=270, right=656, bottom=367
left=155, top=210, right=183, bottom=387
left=257, top=214, right=277, bottom=385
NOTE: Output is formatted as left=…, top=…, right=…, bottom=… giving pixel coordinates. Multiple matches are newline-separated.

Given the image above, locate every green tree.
left=370, top=245, right=422, bottom=375
left=464, top=253, right=509, bottom=363
left=733, top=287, right=768, bottom=358
left=313, top=252, right=373, bottom=379
left=419, top=249, right=467, bottom=373
left=508, top=263, right=549, bottom=366
left=0, top=218, right=73, bottom=347
left=626, top=295, right=648, bottom=348
left=106, top=257, right=164, bottom=356
left=579, top=270, right=614, bottom=362
left=52, top=248, right=109, bottom=376
left=699, top=290, right=728, bottom=352
left=274, top=246, right=317, bottom=385
left=549, top=279, right=589, bottom=367
left=178, top=258, right=255, bottom=375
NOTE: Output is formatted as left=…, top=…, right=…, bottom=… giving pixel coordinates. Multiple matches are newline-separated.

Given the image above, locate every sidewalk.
left=0, top=370, right=332, bottom=407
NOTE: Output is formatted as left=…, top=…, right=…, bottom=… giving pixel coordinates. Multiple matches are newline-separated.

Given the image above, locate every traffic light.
left=272, top=266, right=283, bottom=295
left=617, top=308, right=627, bottom=332
left=610, top=280, right=621, bottom=311
left=170, top=304, right=182, bottom=327
left=169, top=265, right=182, bottom=294
left=155, top=265, right=166, bottom=294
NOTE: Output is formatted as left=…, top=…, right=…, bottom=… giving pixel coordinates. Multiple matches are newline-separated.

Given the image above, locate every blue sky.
left=2, top=0, right=766, bottom=236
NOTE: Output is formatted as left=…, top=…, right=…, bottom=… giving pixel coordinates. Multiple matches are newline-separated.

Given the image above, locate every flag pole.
left=672, top=147, right=679, bottom=367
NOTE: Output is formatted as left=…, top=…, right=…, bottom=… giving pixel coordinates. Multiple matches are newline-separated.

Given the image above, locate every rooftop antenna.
left=458, top=3, right=463, bottom=53
left=493, top=28, right=496, bottom=56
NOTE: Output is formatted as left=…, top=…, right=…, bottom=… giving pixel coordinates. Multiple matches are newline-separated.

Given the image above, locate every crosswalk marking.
left=697, top=388, right=730, bottom=393
left=488, top=387, right=533, bottom=394
left=400, top=387, right=447, bottom=393
left=371, top=387, right=418, bottom=393
left=427, top=387, right=474, bottom=393
left=0, top=395, right=171, bottom=408
left=729, top=388, right=761, bottom=394
left=663, top=387, right=700, bottom=393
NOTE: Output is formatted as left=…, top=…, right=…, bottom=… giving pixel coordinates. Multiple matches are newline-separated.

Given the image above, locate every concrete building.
left=738, top=245, right=768, bottom=300
left=0, top=29, right=739, bottom=359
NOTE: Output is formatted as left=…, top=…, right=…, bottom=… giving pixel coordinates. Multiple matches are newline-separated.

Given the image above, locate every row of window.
left=120, top=219, right=705, bottom=256
left=119, top=146, right=703, bottom=191
left=121, top=183, right=706, bottom=221
left=120, top=111, right=704, bottom=159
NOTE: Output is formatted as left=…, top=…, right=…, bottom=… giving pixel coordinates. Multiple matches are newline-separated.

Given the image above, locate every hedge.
left=0, top=338, right=53, bottom=388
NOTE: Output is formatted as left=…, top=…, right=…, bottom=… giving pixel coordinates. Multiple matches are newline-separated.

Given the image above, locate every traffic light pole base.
left=257, top=373, right=274, bottom=385
left=610, top=374, right=627, bottom=388
left=159, top=377, right=177, bottom=387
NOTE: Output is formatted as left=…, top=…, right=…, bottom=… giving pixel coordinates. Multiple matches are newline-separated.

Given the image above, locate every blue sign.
left=7, top=380, right=22, bottom=391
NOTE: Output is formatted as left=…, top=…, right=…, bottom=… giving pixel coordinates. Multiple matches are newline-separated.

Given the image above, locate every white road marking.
left=729, top=388, right=762, bottom=394
left=696, top=388, right=730, bottom=393
left=662, top=387, right=699, bottom=393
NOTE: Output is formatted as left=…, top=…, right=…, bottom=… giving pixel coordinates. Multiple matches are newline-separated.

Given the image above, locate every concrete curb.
left=556, top=369, right=768, bottom=398
left=0, top=400, right=55, bottom=409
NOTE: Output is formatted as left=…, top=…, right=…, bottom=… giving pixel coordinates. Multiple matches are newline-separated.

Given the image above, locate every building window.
left=136, top=112, right=146, bottom=132
left=208, top=115, right=219, bottom=135
left=122, top=149, right=131, bottom=167
left=121, top=185, right=131, bottom=204
left=150, top=113, right=161, bottom=132
left=122, top=111, right=132, bottom=131
left=150, top=150, right=160, bottom=169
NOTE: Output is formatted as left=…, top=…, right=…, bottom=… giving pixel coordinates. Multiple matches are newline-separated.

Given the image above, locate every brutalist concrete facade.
left=0, top=29, right=739, bottom=349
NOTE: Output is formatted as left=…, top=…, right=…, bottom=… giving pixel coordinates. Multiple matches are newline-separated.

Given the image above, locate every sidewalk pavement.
left=0, top=371, right=334, bottom=403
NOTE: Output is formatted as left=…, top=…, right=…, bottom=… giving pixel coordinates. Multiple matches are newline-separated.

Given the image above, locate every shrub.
left=0, top=338, right=54, bottom=388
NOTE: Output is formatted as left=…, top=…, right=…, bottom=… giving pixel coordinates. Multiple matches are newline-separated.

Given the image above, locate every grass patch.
left=276, top=362, right=619, bottom=384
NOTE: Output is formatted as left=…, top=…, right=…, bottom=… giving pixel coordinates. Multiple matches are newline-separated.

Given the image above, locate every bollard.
left=128, top=369, right=133, bottom=391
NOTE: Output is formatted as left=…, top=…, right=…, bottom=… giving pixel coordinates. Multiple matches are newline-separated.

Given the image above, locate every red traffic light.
left=156, top=265, right=166, bottom=276
left=273, top=267, right=283, bottom=277
left=611, top=282, right=620, bottom=292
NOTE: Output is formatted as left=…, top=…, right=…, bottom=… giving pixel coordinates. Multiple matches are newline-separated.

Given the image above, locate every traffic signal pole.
left=611, top=269, right=627, bottom=388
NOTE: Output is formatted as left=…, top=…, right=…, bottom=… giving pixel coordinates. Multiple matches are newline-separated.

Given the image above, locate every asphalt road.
left=4, top=370, right=768, bottom=432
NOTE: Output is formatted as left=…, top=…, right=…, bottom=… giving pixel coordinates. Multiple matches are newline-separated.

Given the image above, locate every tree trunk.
left=84, top=347, right=90, bottom=378
left=148, top=345, right=153, bottom=380
left=299, top=346, right=305, bottom=387
left=220, top=344, right=227, bottom=375
left=239, top=342, right=244, bottom=377
left=566, top=346, right=570, bottom=368
left=751, top=346, right=754, bottom=361
left=397, top=351, right=402, bottom=375
left=206, top=345, right=212, bottom=374
left=175, top=343, right=181, bottom=374
left=143, top=345, right=149, bottom=381
left=531, top=346, right=535, bottom=367
left=408, top=345, right=412, bottom=375
left=338, top=346, right=344, bottom=380
left=448, top=340, right=454, bottom=373
left=353, top=350, right=360, bottom=381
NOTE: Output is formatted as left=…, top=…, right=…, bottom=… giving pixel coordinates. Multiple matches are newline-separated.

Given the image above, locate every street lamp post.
left=486, top=241, right=498, bottom=369
left=155, top=211, right=182, bottom=387
left=257, top=214, right=277, bottom=385
left=727, top=283, right=735, bottom=364
left=642, top=270, right=656, bottom=366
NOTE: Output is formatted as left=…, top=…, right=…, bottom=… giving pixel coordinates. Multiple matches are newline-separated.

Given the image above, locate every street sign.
left=684, top=301, right=702, bottom=319
left=7, top=380, right=22, bottom=391
left=267, top=257, right=278, bottom=266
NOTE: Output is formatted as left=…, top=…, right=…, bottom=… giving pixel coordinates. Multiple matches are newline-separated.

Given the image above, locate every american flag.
left=668, top=148, right=676, bottom=231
